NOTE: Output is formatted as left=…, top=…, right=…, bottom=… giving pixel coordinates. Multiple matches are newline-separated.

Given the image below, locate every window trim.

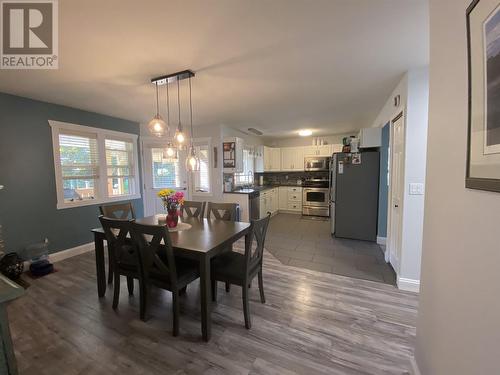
left=49, top=120, right=141, bottom=210
left=190, top=137, right=213, bottom=197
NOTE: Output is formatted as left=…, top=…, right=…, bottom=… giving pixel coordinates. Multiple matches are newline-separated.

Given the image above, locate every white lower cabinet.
left=278, top=187, right=288, bottom=210
left=260, top=188, right=279, bottom=218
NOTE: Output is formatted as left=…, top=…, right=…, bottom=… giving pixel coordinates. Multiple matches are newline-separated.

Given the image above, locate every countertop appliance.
left=302, top=177, right=330, bottom=217
left=330, top=151, right=379, bottom=241
left=304, top=156, right=330, bottom=172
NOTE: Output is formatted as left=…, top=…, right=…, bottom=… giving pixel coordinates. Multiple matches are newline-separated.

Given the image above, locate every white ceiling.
left=0, top=0, right=428, bottom=137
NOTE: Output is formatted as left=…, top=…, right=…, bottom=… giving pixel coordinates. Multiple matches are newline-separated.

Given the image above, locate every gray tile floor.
left=265, top=213, right=396, bottom=285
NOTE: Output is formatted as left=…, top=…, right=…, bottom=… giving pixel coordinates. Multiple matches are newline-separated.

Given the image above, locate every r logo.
left=1, top=0, right=58, bottom=69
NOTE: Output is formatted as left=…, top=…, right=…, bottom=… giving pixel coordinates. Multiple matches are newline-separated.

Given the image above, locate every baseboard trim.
left=397, top=277, right=420, bottom=293
left=410, top=356, right=421, bottom=375
left=376, top=236, right=387, bottom=245
left=23, top=242, right=95, bottom=269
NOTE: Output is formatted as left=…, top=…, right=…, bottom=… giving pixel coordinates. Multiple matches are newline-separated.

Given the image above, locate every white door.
left=142, top=141, right=188, bottom=216
left=388, top=112, right=405, bottom=271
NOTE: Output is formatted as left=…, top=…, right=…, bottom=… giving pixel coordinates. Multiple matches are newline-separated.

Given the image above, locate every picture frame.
left=466, top=0, right=500, bottom=192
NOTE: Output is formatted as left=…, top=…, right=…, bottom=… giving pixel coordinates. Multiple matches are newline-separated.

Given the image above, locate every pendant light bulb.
left=166, top=145, right=176, bottom=158
left=175, top=129, right=185, bottom=144
left=175, top=78, right=186, bottom=149
left=148, top=82, right=168, bottom=137
left=186, top=146, right=200, bottom=172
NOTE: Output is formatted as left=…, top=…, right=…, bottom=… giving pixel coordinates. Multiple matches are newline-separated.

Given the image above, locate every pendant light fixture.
left=186, top=76, right=200, bottom=172
left=163, top=82, right=178, bottom=161
left=174, top=79, right=186, bottom=149
left=148, top=82, right=168, bottom=137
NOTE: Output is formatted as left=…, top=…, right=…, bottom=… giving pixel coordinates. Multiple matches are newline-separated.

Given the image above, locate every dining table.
left=91, top=215, right=251, bottom=341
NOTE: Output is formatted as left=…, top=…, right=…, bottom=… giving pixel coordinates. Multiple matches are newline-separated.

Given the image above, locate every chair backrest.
left=98, top=216, right=137, bottom=268
left=181, top=200, right=206, bottom=218
left=99, top=202, right=135, bottom=220
left=206, top=202, right=238, bottom=221
left=245, top=213, right=271, bottom=271
left=130, top=222, right=178, bottom=288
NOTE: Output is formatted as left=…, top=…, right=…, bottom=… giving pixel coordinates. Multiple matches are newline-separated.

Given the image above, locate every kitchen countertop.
left=224, top=184, right=303, bottom=195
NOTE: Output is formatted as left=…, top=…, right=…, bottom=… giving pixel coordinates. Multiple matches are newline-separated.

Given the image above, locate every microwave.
left=304, top=156, right=330, bottom=171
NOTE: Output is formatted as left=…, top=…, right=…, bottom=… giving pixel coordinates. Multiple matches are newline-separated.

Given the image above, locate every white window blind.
left=194, top=143, right=211, bottom=193
left=151, top=148, right=180, bottom=188
left=58, top=132, right=99, bottom=202
left=105, top=139, right=135, bottom=197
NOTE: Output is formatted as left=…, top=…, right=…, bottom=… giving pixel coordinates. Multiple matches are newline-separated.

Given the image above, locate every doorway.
left=387, top=111, right=405, bottom=273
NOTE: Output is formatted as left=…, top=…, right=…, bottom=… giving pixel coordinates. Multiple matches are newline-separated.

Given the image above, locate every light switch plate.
left=409, top=183, right=424, bottom=195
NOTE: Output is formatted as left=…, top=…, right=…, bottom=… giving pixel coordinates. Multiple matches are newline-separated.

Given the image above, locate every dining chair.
left=210, top=213, right=271, bottom=329
left=99, top=202, right=135, bottom=220
left=180, top=200, right=206, bottom=219
left=206, top=202, right=238, bottom=221
left=98, top=216, right=144, bottom=317
left=206, top=202, right=239, bottom=292
left=130, top=222, right=200, bottom=336
left=99, top=202, right=136, bottom=283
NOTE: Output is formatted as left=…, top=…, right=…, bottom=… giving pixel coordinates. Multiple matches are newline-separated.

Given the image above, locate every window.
left=59, top=132, right=99, bottom=201
left=50, top=120, right=140, bottom=209
left=194, top=143, right=210, bottom=193
left=105, top=139, right=135, bottom=196
left=234, top=147, right=255, bottom=186
left=151, top=148, right=180, bottom=188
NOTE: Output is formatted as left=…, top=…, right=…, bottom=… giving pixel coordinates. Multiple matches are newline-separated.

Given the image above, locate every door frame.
left=386, top=110, right=406, bottom=273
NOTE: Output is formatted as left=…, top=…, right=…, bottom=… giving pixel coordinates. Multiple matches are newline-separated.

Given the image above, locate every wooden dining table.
left=91, top=215, right=251, bottom=341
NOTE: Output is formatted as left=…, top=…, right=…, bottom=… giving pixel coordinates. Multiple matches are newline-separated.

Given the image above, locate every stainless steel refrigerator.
left=330, top=151, right=379, bottom=241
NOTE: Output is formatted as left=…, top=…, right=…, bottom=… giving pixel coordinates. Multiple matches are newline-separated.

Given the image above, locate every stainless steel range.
left=302, top=177, right=330, bottom=217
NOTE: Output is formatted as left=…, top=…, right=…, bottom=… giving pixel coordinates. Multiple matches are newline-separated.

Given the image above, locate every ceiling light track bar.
left=151, top=70, right=195, bottom=86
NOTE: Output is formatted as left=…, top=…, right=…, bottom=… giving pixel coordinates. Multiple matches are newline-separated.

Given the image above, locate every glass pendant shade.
left=163, top=143, right=178, bottom=161
left=186, top=146, right=200, bottom=171
left=148, top=115, right=167, bottom=137
left=175, top=128, right=186, bottom=147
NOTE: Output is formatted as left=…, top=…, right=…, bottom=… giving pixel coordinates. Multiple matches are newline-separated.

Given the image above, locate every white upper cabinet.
left=255, top=145, right=264, bottom=173
left=281, top=147, right=304, bottom=171
left=263, top=146, right=281, bottom=171
left=304, top=145, right=332, bottom=156
left=223, top=137, right=244, bottom=173
left=358, top=128, right=382, bottom=148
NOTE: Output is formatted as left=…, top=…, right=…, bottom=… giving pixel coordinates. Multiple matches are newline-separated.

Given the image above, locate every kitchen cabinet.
left=278, top=187, right=288, bottom=210
left=259, top=188, right=279, bottom=218
left=303, top=145, right=332, bottom=157
left=358, top=128, right=382, bottom=148
left=263, top=146, right=281, bottom=172
left=281, top=147, right=304, bottom=171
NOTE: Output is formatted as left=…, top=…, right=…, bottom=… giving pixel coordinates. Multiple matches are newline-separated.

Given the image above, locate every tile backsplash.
left=255, top=171, right=328, bottom=186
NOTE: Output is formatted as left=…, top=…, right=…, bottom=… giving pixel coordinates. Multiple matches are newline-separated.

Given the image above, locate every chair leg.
left=126, top=277, right=134, bottom=296
left=225, top=282, right=231, bottom=293
left=172, top=290, right=180, bottom=337
left=107, top=247, right=113, bottom=284
left=179, top=286, right=187, bottom=295
left=211, top=280, right=217, bottom=302
left=258, top=270, right=266, bottom=304
left=140, top=284, right=149, bottom=322
left=112, top=272, right=120, bottom=310
left=242, top=285, right=251, bottom=329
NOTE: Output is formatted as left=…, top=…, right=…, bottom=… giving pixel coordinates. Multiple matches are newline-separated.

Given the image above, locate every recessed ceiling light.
left=298, top=129, right=313, bottom=137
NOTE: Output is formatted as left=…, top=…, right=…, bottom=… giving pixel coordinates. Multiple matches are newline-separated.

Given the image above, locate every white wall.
left=400, top=68, right=429, bottom=282
left=370, top=67, right=429, bottom=289
left=415, top=0, right=500, bottom=373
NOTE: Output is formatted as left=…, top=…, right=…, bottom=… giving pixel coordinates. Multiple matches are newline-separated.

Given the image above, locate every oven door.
left=303, top=188, right=329, bottom=207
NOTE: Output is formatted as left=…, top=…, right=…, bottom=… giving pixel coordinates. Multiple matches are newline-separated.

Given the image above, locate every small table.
left=92, top=216, right=251, bottom=341
left=0, top=275, right=24, bottom=374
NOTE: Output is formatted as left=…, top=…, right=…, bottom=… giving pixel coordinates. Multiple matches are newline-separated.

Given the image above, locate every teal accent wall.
left=377, top=122, right=390, bottom=237
left=0, top=92, right=143, bottom=255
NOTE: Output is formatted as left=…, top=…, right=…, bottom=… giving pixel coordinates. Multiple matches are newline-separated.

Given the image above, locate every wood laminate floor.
left=9, top=240, right=418, bottom=375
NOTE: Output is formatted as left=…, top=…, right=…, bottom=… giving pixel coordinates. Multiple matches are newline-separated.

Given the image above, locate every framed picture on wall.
left=467, top=0, right=500, bottom=192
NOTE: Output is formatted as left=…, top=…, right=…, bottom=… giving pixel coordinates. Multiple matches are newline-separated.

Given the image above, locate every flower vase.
left=166, top=208, right=179, bottom=228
